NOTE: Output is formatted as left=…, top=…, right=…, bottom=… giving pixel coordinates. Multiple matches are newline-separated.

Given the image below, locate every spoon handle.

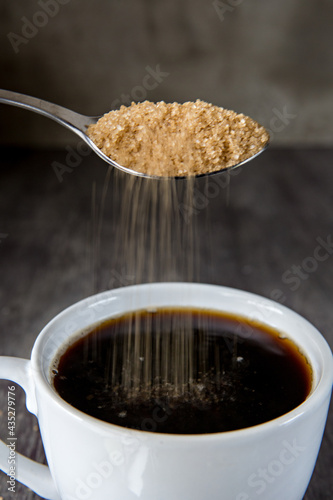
left=0, top=89, right=95, bottom=135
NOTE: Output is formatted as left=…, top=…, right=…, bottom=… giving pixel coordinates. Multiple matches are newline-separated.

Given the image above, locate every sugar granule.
left=87, top=100, right=269, bottom=177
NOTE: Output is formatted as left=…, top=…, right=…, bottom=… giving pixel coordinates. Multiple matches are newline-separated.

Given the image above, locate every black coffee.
left=52, top=308, right=312, bottom=434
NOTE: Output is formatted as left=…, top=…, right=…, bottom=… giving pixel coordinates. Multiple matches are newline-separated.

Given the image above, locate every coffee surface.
left=52, top=308, right=312, bottom=434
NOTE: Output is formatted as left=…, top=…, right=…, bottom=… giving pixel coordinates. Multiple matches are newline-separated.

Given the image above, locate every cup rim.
left=31, top=282, right=333, bottom=441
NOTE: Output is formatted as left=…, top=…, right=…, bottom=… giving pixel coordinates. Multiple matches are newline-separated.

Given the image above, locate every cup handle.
left=0, top=356, right=61, bottom=500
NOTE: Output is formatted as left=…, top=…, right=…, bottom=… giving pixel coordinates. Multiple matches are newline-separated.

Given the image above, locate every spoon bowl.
left=0, top=89, right=268, bottom=179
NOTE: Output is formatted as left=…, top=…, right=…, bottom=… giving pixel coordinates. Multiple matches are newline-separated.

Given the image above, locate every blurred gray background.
left=1, top=0, right=332, bottom=148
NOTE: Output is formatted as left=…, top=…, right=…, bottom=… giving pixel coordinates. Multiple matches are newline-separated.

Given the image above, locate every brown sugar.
left=87, top=100, right=269, bottom=177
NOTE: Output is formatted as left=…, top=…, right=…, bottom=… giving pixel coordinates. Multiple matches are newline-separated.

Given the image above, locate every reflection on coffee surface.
left=52, top=308, right=312, bottom=434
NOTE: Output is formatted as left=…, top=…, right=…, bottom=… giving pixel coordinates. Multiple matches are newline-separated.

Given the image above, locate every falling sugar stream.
left=88, top=165, right=237, bottom=408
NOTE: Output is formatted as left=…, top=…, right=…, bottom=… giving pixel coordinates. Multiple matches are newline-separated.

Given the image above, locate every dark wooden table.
left=0, top=147, right=332, bottom=499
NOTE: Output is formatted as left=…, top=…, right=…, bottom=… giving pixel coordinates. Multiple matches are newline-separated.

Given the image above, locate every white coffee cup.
left=0, top=283, right=332, bottom=500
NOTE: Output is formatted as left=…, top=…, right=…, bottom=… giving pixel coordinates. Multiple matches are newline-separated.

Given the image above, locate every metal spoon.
left=0, top=89, right=268, bottom=179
